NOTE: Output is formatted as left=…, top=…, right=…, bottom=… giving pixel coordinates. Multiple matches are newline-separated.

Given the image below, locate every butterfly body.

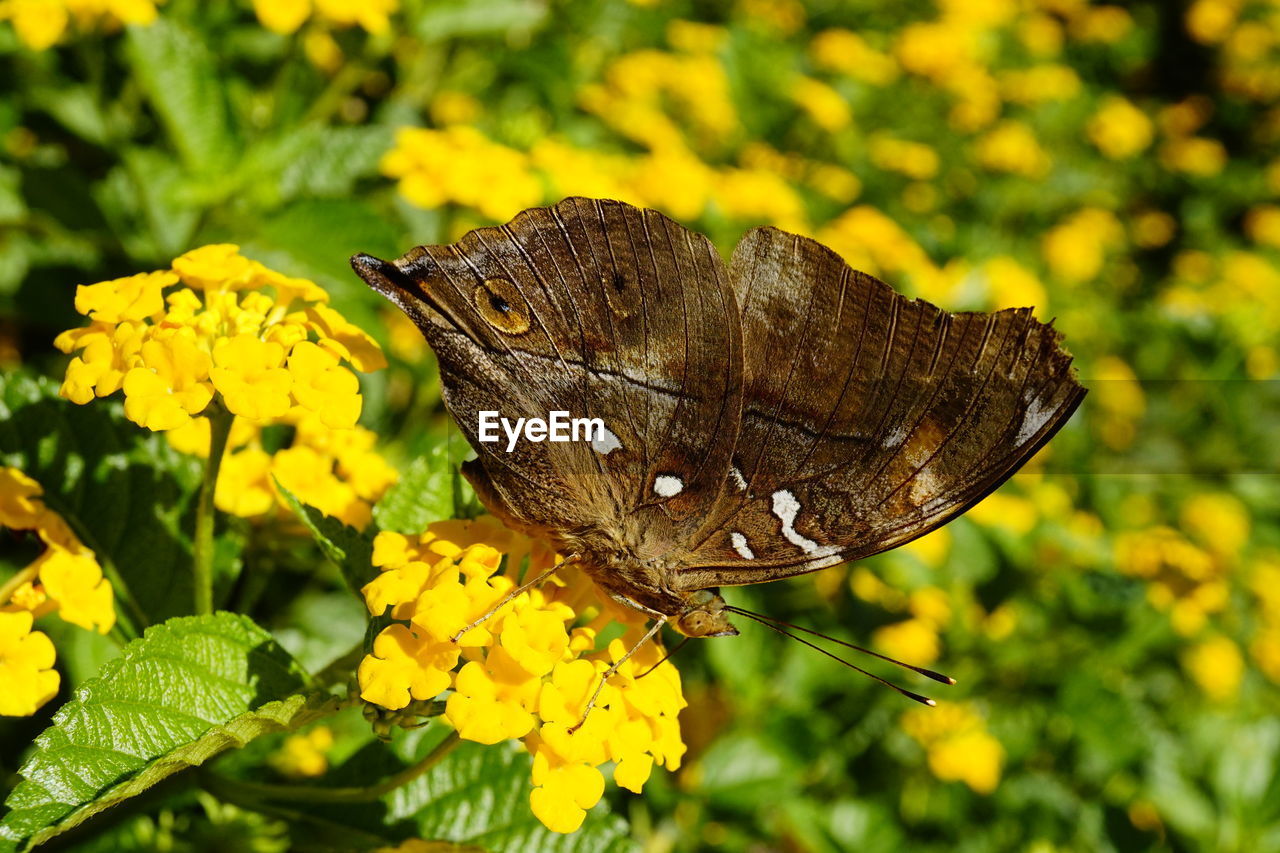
left=354, top=197, right=1086, bottom=642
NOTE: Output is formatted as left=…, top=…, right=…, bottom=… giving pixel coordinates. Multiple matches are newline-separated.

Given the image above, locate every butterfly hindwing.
left=675, top=226, right=1085, bottom=589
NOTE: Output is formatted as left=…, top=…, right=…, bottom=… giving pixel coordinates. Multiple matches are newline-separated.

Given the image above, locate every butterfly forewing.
left=360, top=197, right=743, bottom=544
left=675, top=226, right=1085, bottom=589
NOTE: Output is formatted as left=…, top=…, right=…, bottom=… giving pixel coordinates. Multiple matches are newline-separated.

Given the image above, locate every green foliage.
left=126, top=19, right=237, bottom=176
left=374, top=438, right=477, bottom=533
left=5, top=0, right=1280, bottom=850
left=0, top=613, right=329, bottom=852
left=296, top=727, right=637, bottom=852
left=276, top=479, right=376, bottom=593
left=0, top=373, right=201, bottom=626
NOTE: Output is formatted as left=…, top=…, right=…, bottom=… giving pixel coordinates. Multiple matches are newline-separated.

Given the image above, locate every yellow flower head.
left=57, top=248, right=393, bottom=527
left=270, top=726, right=335, bottom=778
left=59, top=244, right=384, bottom=430
left=357, top=520, right=687, bottom=834
left=1182, top=634, right=1243, bottom=701
left=902, top=701, right=1004, bottom=794
left=2, top=0, right=161, bottom=50
left=1087, top=96, right=1154, bottom=159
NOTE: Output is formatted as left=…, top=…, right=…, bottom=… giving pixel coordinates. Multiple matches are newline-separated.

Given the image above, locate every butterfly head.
left=673, top=589, right=739, bottom=638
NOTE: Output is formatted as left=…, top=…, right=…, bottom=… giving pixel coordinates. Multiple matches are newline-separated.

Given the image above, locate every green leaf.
left=125, top=19, right=237, bottom=175
left=0, top=613, right=333, bottom=853
left=240, top=198, right=401, bottom=309
left=275, top=479, right=376, bottom=593
left=237, top=125, right=394, bottom=208
left=412, top=0, right=549, bottom=40
left=306, top=728, right=637, bottom=852
left=372, top=443, right=456, bottom=534
left=0, top=372, right=202, bottom=625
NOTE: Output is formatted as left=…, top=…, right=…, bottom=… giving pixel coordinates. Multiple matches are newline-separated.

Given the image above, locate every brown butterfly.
left=353, top=197, right=1085, bottom=712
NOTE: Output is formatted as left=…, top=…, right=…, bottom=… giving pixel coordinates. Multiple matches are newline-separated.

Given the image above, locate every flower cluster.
left=54, top=245, right=395, bottom=527
left=250, top=0, right=398, bottom=37
left=269, top=725, right=335, bottom=778
left=1249, top=556, right=1280, bottom=685
left=901, top=701, right=1005, bottom=794
left=357, top=517, right=687, bottom=834
left=0, top=466, right=114, bottom=716
left=0, top=0, right=161, bottom=50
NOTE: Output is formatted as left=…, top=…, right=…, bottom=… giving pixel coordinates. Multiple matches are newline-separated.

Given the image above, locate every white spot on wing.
left=770, top=489, right=839, bottom=560
left=592, top=425, right=622, bottom=455
left=654, top=475, right=684, bottom=497
left=730, top=531, right=755, bottom=560
left=1015, top=395, right=1053, bottom=445
left=729, top=466, right=748, bottom=491
left=882, top=422, right=911, bottom=450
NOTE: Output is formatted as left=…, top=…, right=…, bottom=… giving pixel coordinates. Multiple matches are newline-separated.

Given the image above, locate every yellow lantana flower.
left=1087, top=96, right=1154, bottom=159
left=251, top=0, right=399, bottom=35
left=287, top=341, right=362, bottom=429
left=210, top=334, right=292, bottom=422
left=445, top=649, right=542, bottom=743
left=1, top=467, right=115, bottom=716
left=33, top=547, right=116, bottom=634
left=122, top=336, right=215, bottom=431
left=1, top=0, right=161, bottom=51
left=902, top=701, right=1005, bottom=794
left=58, top=246, right=393, bottom=528
left=270, top=726, right=335, bottom=778
left=0, top=611, right=60, bottom=716
left=357, top=520, right=687, bottom=834
left=358, top=623, right=460, bottom=711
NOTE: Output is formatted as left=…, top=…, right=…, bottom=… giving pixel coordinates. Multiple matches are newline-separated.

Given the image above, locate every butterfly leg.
left=449, top=556, right=575, bottom=643
left=567, top=614, right=668, bottom=734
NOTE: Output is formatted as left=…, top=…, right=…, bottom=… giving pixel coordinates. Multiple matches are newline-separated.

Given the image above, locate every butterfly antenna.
left=636, top=637, right=690, bottom=679
left=449, top=554, right=576, bottom=643
left=726, top=608, right=938, bottom=707
left=725, top=606, right=955, bottom=686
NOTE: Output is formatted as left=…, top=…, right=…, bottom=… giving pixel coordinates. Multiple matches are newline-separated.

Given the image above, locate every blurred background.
left=2, top=0, right=1280, bottom=850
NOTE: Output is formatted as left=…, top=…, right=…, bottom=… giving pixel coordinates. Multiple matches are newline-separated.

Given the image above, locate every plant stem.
left=203, top=731, right=462, bottom=805
left=193, top=406, right=234, bottom=615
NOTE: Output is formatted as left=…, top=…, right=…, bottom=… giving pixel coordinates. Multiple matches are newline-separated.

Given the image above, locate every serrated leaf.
left=0, top=372, right=202, bottom=624
left=305, top=728, right=637, bottom=852
left=373, top=444, right=455, bottom=534
left=0, top=613, right=332, bottom=852
left=275, top=479, right=376, bottom=593
left=125, top=19, right=237, bottom=174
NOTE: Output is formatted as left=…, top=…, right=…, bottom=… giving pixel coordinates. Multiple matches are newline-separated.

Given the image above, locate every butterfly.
left=353, top=197, right=1086, bottom=709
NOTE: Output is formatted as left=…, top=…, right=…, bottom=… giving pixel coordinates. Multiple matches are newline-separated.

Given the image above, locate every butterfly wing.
left=674, top=226, right=1085, bottom=589
left=354, top=197, right=743, bottom=544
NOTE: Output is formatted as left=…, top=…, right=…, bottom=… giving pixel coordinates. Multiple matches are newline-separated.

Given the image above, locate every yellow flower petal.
left=36, top=546, right=115, bottom=634
left=287, top=341, right=362, bottom=429
left=0, top=467, right=45, bottom=530
left=0, top=611, right=59, bottom=716
left=74, top=271, right=173, bottom=324
left=210, top=334, right=292, bottom=422
left=358, top=624, right=458, bottom=711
